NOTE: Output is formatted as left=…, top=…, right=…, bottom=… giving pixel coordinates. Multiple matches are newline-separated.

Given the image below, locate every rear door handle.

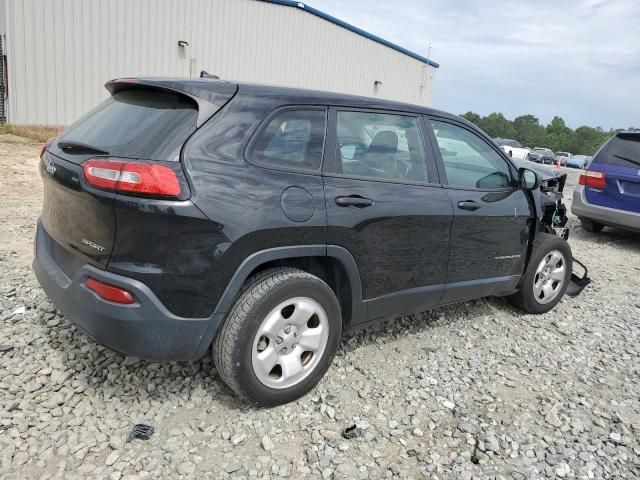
left=335, top=195, right=373, bottom=208
left=457, top=200, right=480, bottom=211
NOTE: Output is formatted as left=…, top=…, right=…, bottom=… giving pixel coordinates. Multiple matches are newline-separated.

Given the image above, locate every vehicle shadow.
left=570, top=224, right=640, bottom=254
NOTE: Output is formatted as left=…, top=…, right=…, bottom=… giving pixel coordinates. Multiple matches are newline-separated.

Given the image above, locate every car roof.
left=108, top=76, right=476, bottom=130
left=237, top=81, right=456, bottom=117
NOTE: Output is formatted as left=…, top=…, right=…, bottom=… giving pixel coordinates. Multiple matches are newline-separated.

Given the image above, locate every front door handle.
left=457, top=200, right=481, bottom=211
left=335, top=195, right=373, bottom=208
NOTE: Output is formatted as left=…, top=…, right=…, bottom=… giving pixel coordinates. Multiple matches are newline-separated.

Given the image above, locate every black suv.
left=34, top=78, right=588, bottom=406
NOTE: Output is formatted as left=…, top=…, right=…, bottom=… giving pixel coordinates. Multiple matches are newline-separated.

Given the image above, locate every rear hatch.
left=585, top=132, right=640, bottom=213
left=40, top=78, right=236, bottom=273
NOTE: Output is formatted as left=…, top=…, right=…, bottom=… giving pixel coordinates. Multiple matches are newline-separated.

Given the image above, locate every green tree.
left=478, top=112, right=516, bottom=139
left=456, top=110, right=622, bottom=155
left=513, top=115, right=545, bottom=148
left=545, top=116, right=573, bottom=152
left=571, top=126, right=611, bottom=155
left=461, top=111, right=482, bottom=126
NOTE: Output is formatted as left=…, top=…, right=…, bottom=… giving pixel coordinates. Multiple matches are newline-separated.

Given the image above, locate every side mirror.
left=518, top=167, right=538, bottom=190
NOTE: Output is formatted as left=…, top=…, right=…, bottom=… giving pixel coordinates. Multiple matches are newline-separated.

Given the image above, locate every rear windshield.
left=58, top=89, right=198, bottom=161
left=595, top=134, right=640, bottom=168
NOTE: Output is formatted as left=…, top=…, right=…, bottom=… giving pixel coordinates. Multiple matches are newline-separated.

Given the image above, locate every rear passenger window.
left=334, top=111, right=428, bottom=182
left=248, top=109, right=326, bottom=171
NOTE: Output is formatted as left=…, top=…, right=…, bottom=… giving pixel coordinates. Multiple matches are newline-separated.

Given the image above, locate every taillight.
left=85, top=277, right=135, bottom=304
left=40, top=138, right=54, bottom=159
left=82, top=159, right=181, bottom=198
left=579, top=170, right=605, bottom=189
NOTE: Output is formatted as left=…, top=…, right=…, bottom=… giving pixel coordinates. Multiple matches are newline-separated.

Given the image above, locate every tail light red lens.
left=85, top=277, right=135, bottom=304
left=40, top=138, right=54, bottom=159
left=579, top=170, right=605, bottom=189
left=82, top=159, right=181, bottom=197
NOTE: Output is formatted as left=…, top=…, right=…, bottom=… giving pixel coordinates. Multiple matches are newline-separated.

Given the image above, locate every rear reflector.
left=82, top=159, right=181, bottom=197
left=85, top=277, right=135, bottom=304
left=579, top=170, right=605, bottom=189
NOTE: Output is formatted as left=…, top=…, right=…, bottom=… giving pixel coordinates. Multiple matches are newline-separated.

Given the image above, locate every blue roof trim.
left=259, top=0, right=440, bottom=68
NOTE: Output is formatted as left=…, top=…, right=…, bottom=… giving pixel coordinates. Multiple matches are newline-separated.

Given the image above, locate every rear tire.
left=213, top=268, right=342, bottom=407
left=580, top=217, right=604, bottom=233
left=508, top=233, right=572, bottom=314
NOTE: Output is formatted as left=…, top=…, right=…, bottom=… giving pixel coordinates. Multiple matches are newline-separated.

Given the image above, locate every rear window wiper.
left=57, top=141, right=110, bottom=155
left=613, top=154, right=640, bottom=168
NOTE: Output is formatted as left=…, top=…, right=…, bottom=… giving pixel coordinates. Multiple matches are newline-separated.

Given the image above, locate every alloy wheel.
left=251, top=297, right=329, bottom=389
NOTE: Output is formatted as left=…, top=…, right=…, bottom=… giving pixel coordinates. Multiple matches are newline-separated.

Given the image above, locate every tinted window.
left=594, top=134, right=640, bottom=168
left=59, top=90, right=199, bottom=161
left=334, top=111, right=428, bottom=182
left=431, top=120, right=512, bottom=189
left=248, top=109, right=326, bottom=171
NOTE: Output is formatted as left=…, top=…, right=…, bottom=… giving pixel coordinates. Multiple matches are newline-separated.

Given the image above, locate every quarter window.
left=248, top=109, right=326, bottom=171
left=334, top=111, right=428, bottom=182
left=431, top=120, right=512, bottom=189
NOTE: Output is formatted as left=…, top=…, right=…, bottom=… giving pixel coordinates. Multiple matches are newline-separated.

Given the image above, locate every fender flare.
left=207, top=244, right=365, bottom=330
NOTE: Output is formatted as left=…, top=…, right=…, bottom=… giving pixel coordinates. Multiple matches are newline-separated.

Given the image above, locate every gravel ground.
left=1, top=137, right=639, bottom=480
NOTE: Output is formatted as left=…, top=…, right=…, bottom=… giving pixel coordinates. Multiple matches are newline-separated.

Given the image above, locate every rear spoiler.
left=105, top=78, right=238, bottom=128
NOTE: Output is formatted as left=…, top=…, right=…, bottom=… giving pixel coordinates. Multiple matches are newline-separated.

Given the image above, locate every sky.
left=309, top=0, right=639, bottom=130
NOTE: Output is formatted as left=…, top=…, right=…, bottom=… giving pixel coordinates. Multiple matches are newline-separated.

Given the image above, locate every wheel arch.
left=212, top=245, right=364, bottom=328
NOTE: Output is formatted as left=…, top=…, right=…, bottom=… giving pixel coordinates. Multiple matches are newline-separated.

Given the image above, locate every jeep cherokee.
left=34, top=78, right=589, bottom=406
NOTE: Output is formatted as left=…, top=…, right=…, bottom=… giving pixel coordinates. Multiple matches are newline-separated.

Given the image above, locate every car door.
left=425, top=117, right=531, bottom=304
left=323, top=108, right=453, bottom=323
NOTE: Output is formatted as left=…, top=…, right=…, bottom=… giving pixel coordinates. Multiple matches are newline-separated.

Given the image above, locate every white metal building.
left=0, top=0, right=439, bottom=125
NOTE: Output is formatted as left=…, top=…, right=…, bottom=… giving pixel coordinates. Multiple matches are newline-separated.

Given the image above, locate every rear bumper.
left=572, top=186, right=640, bottom=232
left=33, top=220, right=223, bottom=361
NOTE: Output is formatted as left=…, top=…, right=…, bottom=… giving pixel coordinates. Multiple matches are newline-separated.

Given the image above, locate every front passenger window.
left=431, top=120, right=512, bottom=189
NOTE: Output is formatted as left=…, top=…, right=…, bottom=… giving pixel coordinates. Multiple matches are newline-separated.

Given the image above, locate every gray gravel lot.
left=1, top=138, right=639, bottom=479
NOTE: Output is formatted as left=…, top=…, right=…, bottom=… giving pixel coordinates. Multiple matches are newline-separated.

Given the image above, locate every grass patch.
left=0, top=123, right=65, bottom=143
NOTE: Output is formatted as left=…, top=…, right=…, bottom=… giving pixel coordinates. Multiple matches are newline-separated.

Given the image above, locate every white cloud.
left=309, top=0, right=639, bottom=129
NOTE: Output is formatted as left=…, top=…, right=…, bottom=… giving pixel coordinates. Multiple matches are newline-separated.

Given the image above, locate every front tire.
left=580, top=217, right=604, bottom=233
left=213, top=268, right=342, bottom=406
left=508, top=233, right=572, bottom=314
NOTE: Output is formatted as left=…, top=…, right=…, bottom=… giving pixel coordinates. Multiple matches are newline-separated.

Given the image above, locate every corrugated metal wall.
left=2, top=0, right=436, bottom=125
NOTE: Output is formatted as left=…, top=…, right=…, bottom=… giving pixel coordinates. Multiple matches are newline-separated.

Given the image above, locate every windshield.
left=58, top=89, right=198, bottom=161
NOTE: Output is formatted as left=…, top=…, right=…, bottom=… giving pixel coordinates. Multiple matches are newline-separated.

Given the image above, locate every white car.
left=495, top=138, right=531, bottom=161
